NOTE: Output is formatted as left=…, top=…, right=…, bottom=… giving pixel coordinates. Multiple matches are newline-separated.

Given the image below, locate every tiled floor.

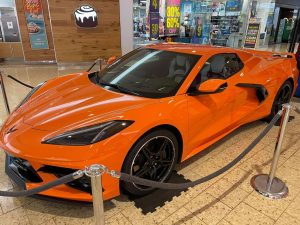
left=0, top=63, right=300, bottom=225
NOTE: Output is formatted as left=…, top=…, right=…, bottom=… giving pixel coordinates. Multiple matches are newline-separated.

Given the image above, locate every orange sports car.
left=0, top=44, right=298, bottom=201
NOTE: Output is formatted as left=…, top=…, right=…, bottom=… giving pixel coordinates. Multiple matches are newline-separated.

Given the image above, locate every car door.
left=185, top=53, right=245, bottom=157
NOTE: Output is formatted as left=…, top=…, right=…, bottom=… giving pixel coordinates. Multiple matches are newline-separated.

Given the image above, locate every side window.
left=188, top=53, right=244, bottom=92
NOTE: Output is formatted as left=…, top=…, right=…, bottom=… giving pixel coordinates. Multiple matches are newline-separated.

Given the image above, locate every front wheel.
left=266, top=81, right=293, bottom=121
left=121, top=129, right=178, bottom=196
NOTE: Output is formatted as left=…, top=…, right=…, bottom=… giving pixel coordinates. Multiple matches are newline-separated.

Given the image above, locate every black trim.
left=5, top=154, right=26, bottom=190
left=236, top=83, right=269, bottom=103
left=188, top=82, right=228, bottom=96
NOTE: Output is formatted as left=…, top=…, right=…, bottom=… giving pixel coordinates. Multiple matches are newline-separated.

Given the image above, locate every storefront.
left=0, top=0, right=23, bottom=60
left=131, top=0, right=300, bottom=52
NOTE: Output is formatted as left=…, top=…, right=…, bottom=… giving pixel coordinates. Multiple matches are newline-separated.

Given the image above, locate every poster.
left=225, top=0, right=242, bottom=16
left=149, top=0, right=160, bottom=39
left=244, top=23, right=260, bottom=48
left=150, top=13, right=159, bottom=39
left=165, top=0, right=181, bottom=35
left=23, top=0, right=49, bottom=49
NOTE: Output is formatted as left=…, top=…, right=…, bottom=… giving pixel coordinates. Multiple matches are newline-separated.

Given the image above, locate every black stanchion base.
left=251, top=174, right=288, bottom=199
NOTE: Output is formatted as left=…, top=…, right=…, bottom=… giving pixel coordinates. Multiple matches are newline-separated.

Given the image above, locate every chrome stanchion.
left=251, top=103, right=291, bottom=199
left=99, top=59, right=102, bottom=71
left=0, top=71, right=10, bottom=115
left=85, top=164, right=106, bottom=225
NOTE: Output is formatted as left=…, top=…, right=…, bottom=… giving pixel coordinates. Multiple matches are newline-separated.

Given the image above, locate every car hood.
left=20, top=74, right=155, bottom=132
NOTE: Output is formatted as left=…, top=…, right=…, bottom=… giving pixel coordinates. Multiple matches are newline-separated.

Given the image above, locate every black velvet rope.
left=7, top=75, right=34, bottom=89
left=0, top=173, right=76, bottom=197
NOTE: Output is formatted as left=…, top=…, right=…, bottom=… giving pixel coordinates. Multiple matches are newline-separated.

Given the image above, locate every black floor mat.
left=128, top=171, right=190, bottom=214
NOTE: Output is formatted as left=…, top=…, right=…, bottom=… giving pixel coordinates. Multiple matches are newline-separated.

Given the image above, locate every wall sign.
left=165, top=0, right=181, bottom=35
left=244, top=23, right=260, bottom=48
left=149, top=0, right=159, bottom=39
left=74, top=5, right=98, bottom=28
left=23, top=0, right=49, bottom=50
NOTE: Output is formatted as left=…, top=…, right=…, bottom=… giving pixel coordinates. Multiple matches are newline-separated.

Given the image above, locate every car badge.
left=6, top=126, right=17, bottom=134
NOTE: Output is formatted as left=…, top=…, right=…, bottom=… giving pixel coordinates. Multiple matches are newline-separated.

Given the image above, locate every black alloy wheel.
left=121, top=129, right=178, bottom=196
left=267, top=81, right=293, bottom=121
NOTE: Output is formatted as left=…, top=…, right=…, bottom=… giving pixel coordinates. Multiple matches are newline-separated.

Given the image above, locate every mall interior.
left=0, top=0, right=300, bottom=224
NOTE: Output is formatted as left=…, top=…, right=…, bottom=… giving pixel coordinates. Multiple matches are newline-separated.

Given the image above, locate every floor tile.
left=185, top=192, right=231, bottom=225
left=274, top=212, right=300, bottom=225
left=0, top=207, right=30, bottom=225
left=206, top=178, right=249, bottom=208
left=224, top=202, right=275, bottom=225
left=160, top=207, right=205, bottom=225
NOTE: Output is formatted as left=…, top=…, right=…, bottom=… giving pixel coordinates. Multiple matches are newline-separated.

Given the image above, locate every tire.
left=266, top=80, right=293, bottom=121
left=121, top=129, right=179, bottom=196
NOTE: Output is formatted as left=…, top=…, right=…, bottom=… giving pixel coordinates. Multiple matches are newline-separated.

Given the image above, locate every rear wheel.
left=267, top=81, right=293, bottom=121
left=121, top=129, right=178, bottom=196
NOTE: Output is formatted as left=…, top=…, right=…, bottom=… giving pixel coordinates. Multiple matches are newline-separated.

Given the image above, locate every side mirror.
left=193, top=79, right=228, bottom=95
left=107, top=56, right=117, bottom=65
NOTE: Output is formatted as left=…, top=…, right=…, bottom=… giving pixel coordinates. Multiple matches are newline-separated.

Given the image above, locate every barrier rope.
left=7, top=75, right=34, bottom=89
left=0, top=110, right=284, bottom=196
left=0, top=170, right=84, bottom=197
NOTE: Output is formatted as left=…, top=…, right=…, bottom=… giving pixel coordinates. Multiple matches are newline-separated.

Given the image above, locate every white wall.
left=119, top=0, right=134, bottom=55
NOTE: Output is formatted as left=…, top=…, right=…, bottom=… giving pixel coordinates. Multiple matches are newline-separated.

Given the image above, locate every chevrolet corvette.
left=0, top=44, right=298, bottom=201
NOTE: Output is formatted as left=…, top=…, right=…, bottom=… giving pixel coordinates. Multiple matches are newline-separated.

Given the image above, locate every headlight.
left=42, top=120, right=134, bottom=146
left=18, top=82, right=45, bottom=108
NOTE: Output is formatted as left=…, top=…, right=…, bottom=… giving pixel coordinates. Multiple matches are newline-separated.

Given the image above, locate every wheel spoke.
left=149, top=167, right=157, bottom=180
left=141, top=147, right=152, bottom=160
left=159, top=159, right=173, bottom=166
left=135, top=165, right=151, bottom=177
left=159, top=139, right=168, bottom=154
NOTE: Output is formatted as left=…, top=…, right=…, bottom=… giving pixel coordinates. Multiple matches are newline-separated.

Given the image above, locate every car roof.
left=144, top=43, right=239, bottom=56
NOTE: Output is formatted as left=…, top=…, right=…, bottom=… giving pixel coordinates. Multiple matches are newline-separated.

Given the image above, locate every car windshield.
left=94, top=48, right=200, bottom=98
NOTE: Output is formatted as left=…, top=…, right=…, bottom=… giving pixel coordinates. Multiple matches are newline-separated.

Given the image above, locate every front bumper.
left=4, top=153, right=99, bottom=201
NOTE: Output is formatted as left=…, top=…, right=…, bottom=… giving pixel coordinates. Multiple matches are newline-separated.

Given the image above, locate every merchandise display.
left=133, top=0, right=247, bottom=48
left=0, top=43, right=297, bottom=201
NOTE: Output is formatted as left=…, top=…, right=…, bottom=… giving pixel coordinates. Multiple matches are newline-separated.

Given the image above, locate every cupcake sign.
left=74, top=5, right=98, bottom=28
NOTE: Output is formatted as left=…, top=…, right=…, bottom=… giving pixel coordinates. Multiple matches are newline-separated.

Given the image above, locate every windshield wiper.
left=99, top=82, right=141, bottom=96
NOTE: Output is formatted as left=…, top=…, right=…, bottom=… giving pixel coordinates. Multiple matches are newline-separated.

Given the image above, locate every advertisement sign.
left=23, top=0, right=49, bottom=49
left=244, top=23, right=260, bottom=48
left=150, top=12, right=159, bottom=39
left=150, top=0, right=159, bottom=13
left=149, top=0, right=160, bottom=39
left=165, top=0, right=180, bottom=35
left=225, top=0, right=242, bottom=16
left=74, top=5, right=98, bottom=28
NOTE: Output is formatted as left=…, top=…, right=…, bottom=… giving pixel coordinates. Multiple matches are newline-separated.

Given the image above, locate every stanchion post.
left=85, top=164, right=106, bottom=225
left=251, top=103, right=290, bottom=199
left=99, top=59, right=102, bottom=71
left=0, top=71, right=10, bottom=115
left=266, top=103, right=291, bottom=191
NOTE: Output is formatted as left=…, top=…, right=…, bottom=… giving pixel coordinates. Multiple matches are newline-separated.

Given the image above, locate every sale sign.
left=149, top=0, right=159, bottom=39
left=150, top=13, right=159, bottom=39
left=165, top=0, right=181, bottom=35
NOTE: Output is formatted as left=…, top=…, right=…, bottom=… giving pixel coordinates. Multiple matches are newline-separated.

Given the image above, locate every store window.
left=0, top=1, right=21, bottom=42
left=132, top=0, right=300, bottom=53
left=133, top=0, right=249, bottom=49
